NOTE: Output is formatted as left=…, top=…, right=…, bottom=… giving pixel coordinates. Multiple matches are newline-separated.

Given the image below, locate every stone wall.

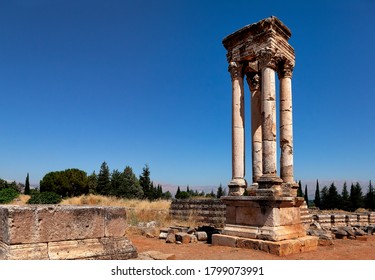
left=0, top=205, right=137, bottom=260
left=169, top=199, right=226, bottom=227
left=311, top=212, right=375, bottom=229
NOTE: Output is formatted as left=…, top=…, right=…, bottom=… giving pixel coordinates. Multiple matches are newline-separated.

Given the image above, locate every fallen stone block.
left=195, top=231, right=208, bottom=241
left=175, top=232, right=191, bottom=244
left=139, top=251, right=175, bottom=260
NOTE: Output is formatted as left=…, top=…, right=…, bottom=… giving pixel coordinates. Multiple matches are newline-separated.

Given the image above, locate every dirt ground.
left=128, top=233, right=375, bottom=260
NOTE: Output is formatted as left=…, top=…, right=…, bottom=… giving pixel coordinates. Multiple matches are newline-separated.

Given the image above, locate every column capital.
left=277, top=59, right=295, bottom=79
left=245, top=72, right=261, bottom=93
left=228, top=61, right=244, bottom=80
left=257, top=48, right=278, bottom=70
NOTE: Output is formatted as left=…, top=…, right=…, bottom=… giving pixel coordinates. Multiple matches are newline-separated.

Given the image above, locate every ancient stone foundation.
left=0, top=205, right=137, bottom=260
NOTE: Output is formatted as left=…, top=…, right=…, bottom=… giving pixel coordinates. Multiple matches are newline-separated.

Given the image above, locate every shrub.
left=27, top=191, right=62, bottom=204
left=0, top=188, right=19, bottom=204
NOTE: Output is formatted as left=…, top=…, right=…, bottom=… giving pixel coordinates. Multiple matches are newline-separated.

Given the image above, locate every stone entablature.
left=0, top=205, right=137, bottom=260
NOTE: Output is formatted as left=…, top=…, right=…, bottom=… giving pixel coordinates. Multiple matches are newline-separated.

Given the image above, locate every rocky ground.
left=128, top=230, right=375, bottom=260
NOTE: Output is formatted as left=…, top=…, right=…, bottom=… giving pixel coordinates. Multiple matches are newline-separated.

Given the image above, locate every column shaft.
left=279, top=72, right=294, bottom=183
left=261, top=67, right=277, bottom=175
left=229, top=62, right=246, bottom=194
left=246, top=73, right=262, bottom=183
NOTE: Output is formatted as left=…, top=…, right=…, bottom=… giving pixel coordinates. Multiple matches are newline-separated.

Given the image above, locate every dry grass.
left=8, top=194, right=31, bottom=205
left=61, top=194, right=172, bottom=228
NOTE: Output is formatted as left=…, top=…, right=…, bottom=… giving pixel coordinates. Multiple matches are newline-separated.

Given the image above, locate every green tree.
left=297, top=180, right=303, bottom=197
left=314, top=179, right=321, bottom=209
left=24, top=173, right=30, bottom=195
left=175, top=186, right=181, bottom=199
left=327, top=182, right=340, bottom=209
left=87, top=171, right=98, bottom=194
left=97, top=162, right=111, bottom=195
left=162, top=190, right=172, bottom=200
left=120, top=166, right=143, bottom=199
left=40, top=169, right=88, bottom=197
left=320, top=186, right=329, bottom=210
left=364, top=180, right=375, bottom=210
left=110, top=169, right=124, bottom=196
left=217, top=184, right=225, bottom=198
left=139, top=164, right=152, bottom=199
left=350, top=182, right=364, bottom=211
left=304, top=185, right=309, bottom=206
left=340, top=182, right=350, bottom=211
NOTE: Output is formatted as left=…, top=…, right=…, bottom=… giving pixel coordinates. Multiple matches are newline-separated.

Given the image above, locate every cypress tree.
left=314, top=179, right=321, bottom=208
left=24, top=173, right=30, bottom=195
left=297, top=180, right=303, bottom=197
left=175, top=186, right=181, bottom=199
left=365, top=180, right=375, bottom=210
left=304, top=185, right=309, bottom=206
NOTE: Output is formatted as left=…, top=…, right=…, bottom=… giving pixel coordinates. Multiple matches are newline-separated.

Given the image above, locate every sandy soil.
left=128, top=233, right=375, bottom=260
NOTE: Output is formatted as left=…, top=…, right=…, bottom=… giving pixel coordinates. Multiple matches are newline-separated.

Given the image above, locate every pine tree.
left=314, top=179, right=321, bottom=209
left=122, top=166, right=143, bottom=199
left=320, top=186, right=328, bottom=210
left=365, top=180, right=375, bottom=210
left=110, top=169, right=123, bottom=196
left=87, top=171, right=98, bottom=194
left=327, top=182, right=340, bottom=210
left=139, top=164, right=151, bottom=200
left=341, top=182, right=350, bottom=211
left=350, top=182, right=364, bottom=211
left=24, top=173, right=30, bottom=195
left=97, top=162, right=111, bottom=195
left=304, top=185, right=309, bottom=206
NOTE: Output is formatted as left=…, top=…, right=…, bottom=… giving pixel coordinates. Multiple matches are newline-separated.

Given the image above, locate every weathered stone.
left=190, top=235, right=198, bottom=243
left=165, top=232, right=176, bottom=243
left=195, top=231, right=208, bottom=241
left=138, top=251, right=175, bottom=260
left=159, top=231, right=168, bottom=239
left=175, top=232, right=191, bottom=244
left=0, top=205, right=136, bottom=260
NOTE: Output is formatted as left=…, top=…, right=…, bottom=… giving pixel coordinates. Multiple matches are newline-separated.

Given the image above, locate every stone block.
left=165, top=232, right=176, bottom=243
left=0, top=241, right=49, bottom=260
left=138, top=251, right=176, bottom=260
left=48, top=237, right=137, bottom=260
left=211, top=234, right=237, bottom=247
left=195, top=231, right=208, bottom=241
left=175, top=232, right=191, bottom=244
left=104, top=207, right=127, bottom=237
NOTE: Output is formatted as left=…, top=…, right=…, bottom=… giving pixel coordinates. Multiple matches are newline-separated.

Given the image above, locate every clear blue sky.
left=1, top=0, right=374, bottom=193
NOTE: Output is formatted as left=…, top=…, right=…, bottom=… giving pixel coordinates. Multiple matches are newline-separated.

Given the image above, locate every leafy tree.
left=0, top=188, right=19, bottom=204
left=304, top=185, right=309, bottom=205
left=327, top=182, right=341, bottom=210
left=314, top=179, right=321, bottom=209
left=364, top=180, right=375, bottom=210
left=40, top=169, right=88, bottom=197
left=24, top=173, right=30, bottom=195
left=340, top=182, right=350, bottom=211
left=97, top=162, right=111, bottom=195
left=162, top=190, right=172, bottom=200
left=350, top=182, right=364, bottom=211
left=139, top=164, right=152, bottom=199
left=27, top=191, right=62, bottom=204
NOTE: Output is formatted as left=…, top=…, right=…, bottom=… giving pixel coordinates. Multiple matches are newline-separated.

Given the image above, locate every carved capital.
left=246, top=73, right=261, bottom=93
left=277, top=59, right=294, bottom=79
left=257, top=48, right=278, bottom=70
left=228, top=61, right=244, bottom=80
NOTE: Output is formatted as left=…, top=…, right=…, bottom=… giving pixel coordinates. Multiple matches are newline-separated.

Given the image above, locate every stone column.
left=259, top=53, right=277, bottom=176
left=246, top=72, right=262, bottom=184
left=228, top=61, right=247, bottom=195
left=278, top=61, right=295, bottom=183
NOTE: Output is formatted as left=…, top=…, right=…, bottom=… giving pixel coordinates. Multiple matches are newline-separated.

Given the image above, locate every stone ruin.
left=212, top=16, right=318, bottom=256
left=0, top=205, right=137, bottom=260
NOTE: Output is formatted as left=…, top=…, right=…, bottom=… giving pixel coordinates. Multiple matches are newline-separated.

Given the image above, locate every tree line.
left=298, top=180, right=375, bottom=211
left=39, top=162, right=172, bottom=200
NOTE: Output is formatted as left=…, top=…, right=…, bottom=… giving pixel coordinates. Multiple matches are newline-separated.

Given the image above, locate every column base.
left=256, top=174, right=283, bottom=197
left=228, top=178, right=247, bottom=196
